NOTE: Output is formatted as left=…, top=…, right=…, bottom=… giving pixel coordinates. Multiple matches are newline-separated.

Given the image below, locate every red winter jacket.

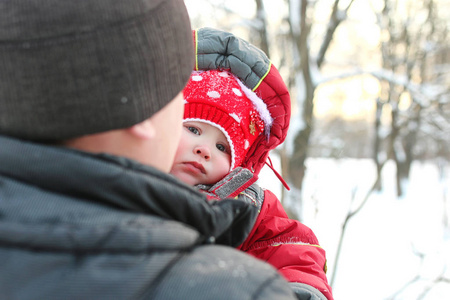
left=199, top=179, right=333, bottom=300
left=193, top=27, right=333, bottom=300
left=236, top=186, right=333, bottom=300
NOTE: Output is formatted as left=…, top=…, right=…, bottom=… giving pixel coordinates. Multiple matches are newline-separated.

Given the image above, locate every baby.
left=170, top=28, right=333, bottom=300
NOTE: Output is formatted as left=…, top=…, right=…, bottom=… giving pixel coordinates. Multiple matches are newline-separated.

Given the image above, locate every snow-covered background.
left=259, top=158, right=450, bottom=299
left=184, top=0, right=450, bottom=297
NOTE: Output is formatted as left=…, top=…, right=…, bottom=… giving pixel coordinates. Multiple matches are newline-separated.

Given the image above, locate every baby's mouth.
left=184, top=161, right=206, bottom=174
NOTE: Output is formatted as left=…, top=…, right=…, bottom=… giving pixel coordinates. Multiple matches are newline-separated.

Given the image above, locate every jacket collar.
left=0, top=135, right=257, bottom=247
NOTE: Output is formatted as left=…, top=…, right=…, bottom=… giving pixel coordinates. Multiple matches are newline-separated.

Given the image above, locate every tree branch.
left=330, top=159, right=386, bottom=287
left=316, top=0, right=355, bottom=67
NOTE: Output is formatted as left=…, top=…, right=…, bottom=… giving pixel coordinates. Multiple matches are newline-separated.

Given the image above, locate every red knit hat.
left=183, top=70, right=273, bottom=170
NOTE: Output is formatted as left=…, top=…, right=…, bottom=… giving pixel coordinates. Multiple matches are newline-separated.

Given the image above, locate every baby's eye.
left=187, top=126, right=200, bottom=135
left=216, top=143, right=228, bottom=153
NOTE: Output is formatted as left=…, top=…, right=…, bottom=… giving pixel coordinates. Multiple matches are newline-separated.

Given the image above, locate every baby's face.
left=170, top=121, right=231, bottom=186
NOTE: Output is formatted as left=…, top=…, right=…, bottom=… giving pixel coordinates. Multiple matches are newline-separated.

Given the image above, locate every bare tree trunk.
left=374, top=98, right=384, bottom=191
left=286, top=0, right=354, bottom=191
left=389, top=95, right=403, bottom=197
left=254, top=0, right=270, bottom=57
left=378, top=0, right=404, bottom=196
left=287, top=0, right=314, bottom=191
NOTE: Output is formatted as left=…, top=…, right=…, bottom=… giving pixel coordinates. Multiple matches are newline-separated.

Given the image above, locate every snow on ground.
left=258, top=158, right=450, bottom=299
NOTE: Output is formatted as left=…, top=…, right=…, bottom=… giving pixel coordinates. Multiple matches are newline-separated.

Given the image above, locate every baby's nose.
left=195, top=145, right=211, bottom=160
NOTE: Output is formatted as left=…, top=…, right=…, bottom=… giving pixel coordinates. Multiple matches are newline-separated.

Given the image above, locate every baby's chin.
left=170, top=169, right=202, bottom=186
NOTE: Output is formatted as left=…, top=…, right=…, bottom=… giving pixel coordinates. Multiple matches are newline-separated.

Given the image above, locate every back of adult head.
left=0, top=0, right=194, bottom=141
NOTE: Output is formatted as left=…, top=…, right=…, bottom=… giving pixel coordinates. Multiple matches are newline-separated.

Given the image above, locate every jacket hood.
left=192, top=28, right=291, bottom=177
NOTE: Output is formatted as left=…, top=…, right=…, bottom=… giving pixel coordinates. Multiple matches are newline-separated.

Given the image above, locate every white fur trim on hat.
left=234, top=75, right=273, bottom=137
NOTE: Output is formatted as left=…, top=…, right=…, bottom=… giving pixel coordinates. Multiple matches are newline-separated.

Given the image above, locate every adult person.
left=0, top=0, right=297, bottom=299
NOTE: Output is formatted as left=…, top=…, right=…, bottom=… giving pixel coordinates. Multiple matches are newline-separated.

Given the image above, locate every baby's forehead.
left=183, top=120, right=210, bottom=128
left=183, top=120, right=204, bottom=126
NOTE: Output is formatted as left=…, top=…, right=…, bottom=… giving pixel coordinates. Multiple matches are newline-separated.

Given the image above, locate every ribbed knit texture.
left=183, top=70, right=266, bottom=169
left=0, top=0, right=194, bottom=140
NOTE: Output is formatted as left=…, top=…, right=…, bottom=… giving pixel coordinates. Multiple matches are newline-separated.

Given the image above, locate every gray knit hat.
left=0, top=0, right=194, bottom=140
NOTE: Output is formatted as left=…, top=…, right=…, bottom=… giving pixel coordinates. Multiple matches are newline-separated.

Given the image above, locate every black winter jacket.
left=0, top=135, right=297, bottom=300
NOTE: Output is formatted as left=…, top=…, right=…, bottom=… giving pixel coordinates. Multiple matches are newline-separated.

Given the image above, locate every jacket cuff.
left=289, top=282, right=328, bottom=300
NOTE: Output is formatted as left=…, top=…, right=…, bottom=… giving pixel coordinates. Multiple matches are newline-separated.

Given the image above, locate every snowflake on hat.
left=183, top=70, right=273, bottom=170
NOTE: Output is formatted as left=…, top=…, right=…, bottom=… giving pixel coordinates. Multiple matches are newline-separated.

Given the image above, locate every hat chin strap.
left=196, top=167, right=258, bottom=199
